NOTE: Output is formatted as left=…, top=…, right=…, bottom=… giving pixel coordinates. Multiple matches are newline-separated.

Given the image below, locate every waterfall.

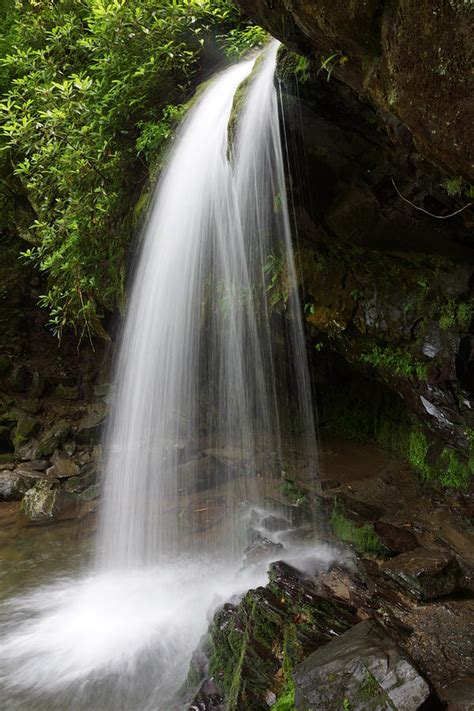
left=99, top=39, right=318, bottom=570
left=0, top=40, right=320, bottom=710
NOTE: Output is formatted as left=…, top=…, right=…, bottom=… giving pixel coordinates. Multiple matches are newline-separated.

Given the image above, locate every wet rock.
left=293, top=620, right=433, bottom=711
left=46, top=458, right=79, bottom=479
left=177, top=457, right=242, bottom=494
left=28, top=371, right=45, bottom=398
left=335, top=494, right=383, bottom=526
left=373, top=521, right=419, bottom=556
left=7, top=365, right=28, bottom=393
left=74, top=401, right=107, bottom=443
left=80, top=483, right=101, bottom=501
left=260, top=514, right=291, bottom=532
left=55, top=384, right=80, bottom=400
left=243, top=532, right=284, bottom=566
left=35, top=422, right=70, bottom=457
left=207, top=560, right=358, bottom=710
left=18, top=398, right=41, bottom=414
left=441, top=677, right=474, bottom=711
left=20, top=478, right=76, bottom=522
left=188, top=678, right=225, bottom=711
left=62, top=472, right=94, bottom=494
left=20, top=459, right=49, bottom=471
left=0, top=470, right=25, bottom=500
left=13, top=415, right=40, bottom=449
left=382, top=548, right=463, bottom=600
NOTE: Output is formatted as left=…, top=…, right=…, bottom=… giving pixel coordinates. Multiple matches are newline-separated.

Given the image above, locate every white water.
left=0, top=41, right=321, bottom=709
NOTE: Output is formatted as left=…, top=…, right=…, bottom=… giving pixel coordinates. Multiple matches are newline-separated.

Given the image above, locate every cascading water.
left=0, top=41, right=321, bottom=710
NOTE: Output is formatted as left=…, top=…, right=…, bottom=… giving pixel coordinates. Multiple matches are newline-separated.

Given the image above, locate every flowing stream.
left=0, top=41, right=320, bottom=710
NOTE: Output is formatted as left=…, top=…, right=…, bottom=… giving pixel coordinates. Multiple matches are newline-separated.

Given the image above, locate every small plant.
left=360, top=345, right=427, bottom=381
left=441, top=176, right=464, bottom=197
left=318, top=51, right=348, bottom=82
left=219, top=25, right=268, bottom=59
left=263, top=252, right=288, bottom=309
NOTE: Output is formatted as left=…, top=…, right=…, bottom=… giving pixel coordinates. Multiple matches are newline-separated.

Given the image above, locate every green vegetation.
left=438, top=299, right=473, bottom=331
left=359, top=345, right=427, bottom=381
left=264, top=252, right=289, bottom=310
left=0, top=0, right=263, bottom=338
left=318, top=51, right=348, bottom=82
left=330, top=503, right=383, bottom=554
left=281, top=476, right=308, bottom=505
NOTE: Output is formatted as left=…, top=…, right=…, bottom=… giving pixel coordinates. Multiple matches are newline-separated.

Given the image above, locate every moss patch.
left=330, top=505, right=383, bottom=555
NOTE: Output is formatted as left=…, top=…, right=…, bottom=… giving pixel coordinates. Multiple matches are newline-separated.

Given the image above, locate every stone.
left=35, top=422, right=70, bottom=457
left=243, top=532, right=285, bottom=566
left=1, top=469, right=43, bottom=501
left=293, top=620, right=432, bottom=711
left=441, top=677, right=474, bottom=711
left=80, top=483, right=101, bottom=501
left=74, top=401, right=108, bottom=443
left=62, top=472, right=95, bottom=494
left=13, top=415, right=40, bottom=449
left=8, top=365, right=29, bottom=393
left=20, top=459, right=49, bottom=471
left=55, top=384, right=80, bottom=400
left=373, top=521, right=419, bottom=556
left=46, top=458, right=79, bottom=479
left=20, top=478, right=76, bottom=523
left=18, top=398, right=41, bottom=414
left=0, top=470, right=24, bottom=501
left=382, top=548, right=463, bottom=600
left=29, top=371, right=45, bottom=398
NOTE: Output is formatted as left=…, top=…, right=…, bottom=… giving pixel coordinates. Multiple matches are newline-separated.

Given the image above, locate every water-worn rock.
left=236, top=0, right=473, bottom=178
left=206, top=560, right=358, bottom=710
left=74, top=401, right=107, bottom=443
left=13, top=415, right=40, bottom=449
left=293, top=620, right=433, bottom=710
left=0, top=468, right=41, bottom=500
left=46, top=458, right=79, bottom=479
left=373, top=521, right=419, bottom=556
left=20, top=478, right=76, bottom=522
left=243, top=532, right=284, bottom=566
left=35, top=422, right=70, bottom=457
left=382, top=548, right=463, bottom=600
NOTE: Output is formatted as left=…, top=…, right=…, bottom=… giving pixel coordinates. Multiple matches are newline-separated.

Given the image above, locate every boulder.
left=46, top=458, right=79, bottom=479
left=74, top=401, right=107, bottom=443
left=20, top=478, right=76, bottom=522
left=243, top=532, right=284, bottom=566
left=293, top=620, right=433, bottom=711
left=55, top=384, right=80, bottom=400
left=373, top=521, right=419, bottom=556
left=381, top=548, right=463, bottom=600
left=13, top=415, right=40, bottom=449
left=0, top=470, right=24, bottom=501
left=35, top=422, right=70, bottom=457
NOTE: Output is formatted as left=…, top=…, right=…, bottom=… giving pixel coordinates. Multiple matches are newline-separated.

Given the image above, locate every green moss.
left=281, top=477, right=308, bottom=505
left=330, top=505, right=383, bottom=554
left=408, top=429, right=430, bottom=477
left=437, top=447, right=472, bottom=488
left=359, top=345, right=427, bottom=381
left=438, top=300, right=473, bottom=331
left=276, top=46, right=311, bottom=84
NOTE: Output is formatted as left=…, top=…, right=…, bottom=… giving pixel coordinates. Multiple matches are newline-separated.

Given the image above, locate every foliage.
left=263, top=252, right=288, bottom=309
left=0, top=0, right=259, bottom=338
left=318, top=51, right=348, bottom=82
left=330, top=504, right=383, bottom=554
left=438, top=299, right=473, bottom=331
left=220, top=24, right=268, bottom=58
left=360, top=345, right=427, bottom=381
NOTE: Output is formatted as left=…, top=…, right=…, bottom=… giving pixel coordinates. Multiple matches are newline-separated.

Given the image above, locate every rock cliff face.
left=233, top=3, right=474, bottom=488
left=236, top=0, right=474, bottom=180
